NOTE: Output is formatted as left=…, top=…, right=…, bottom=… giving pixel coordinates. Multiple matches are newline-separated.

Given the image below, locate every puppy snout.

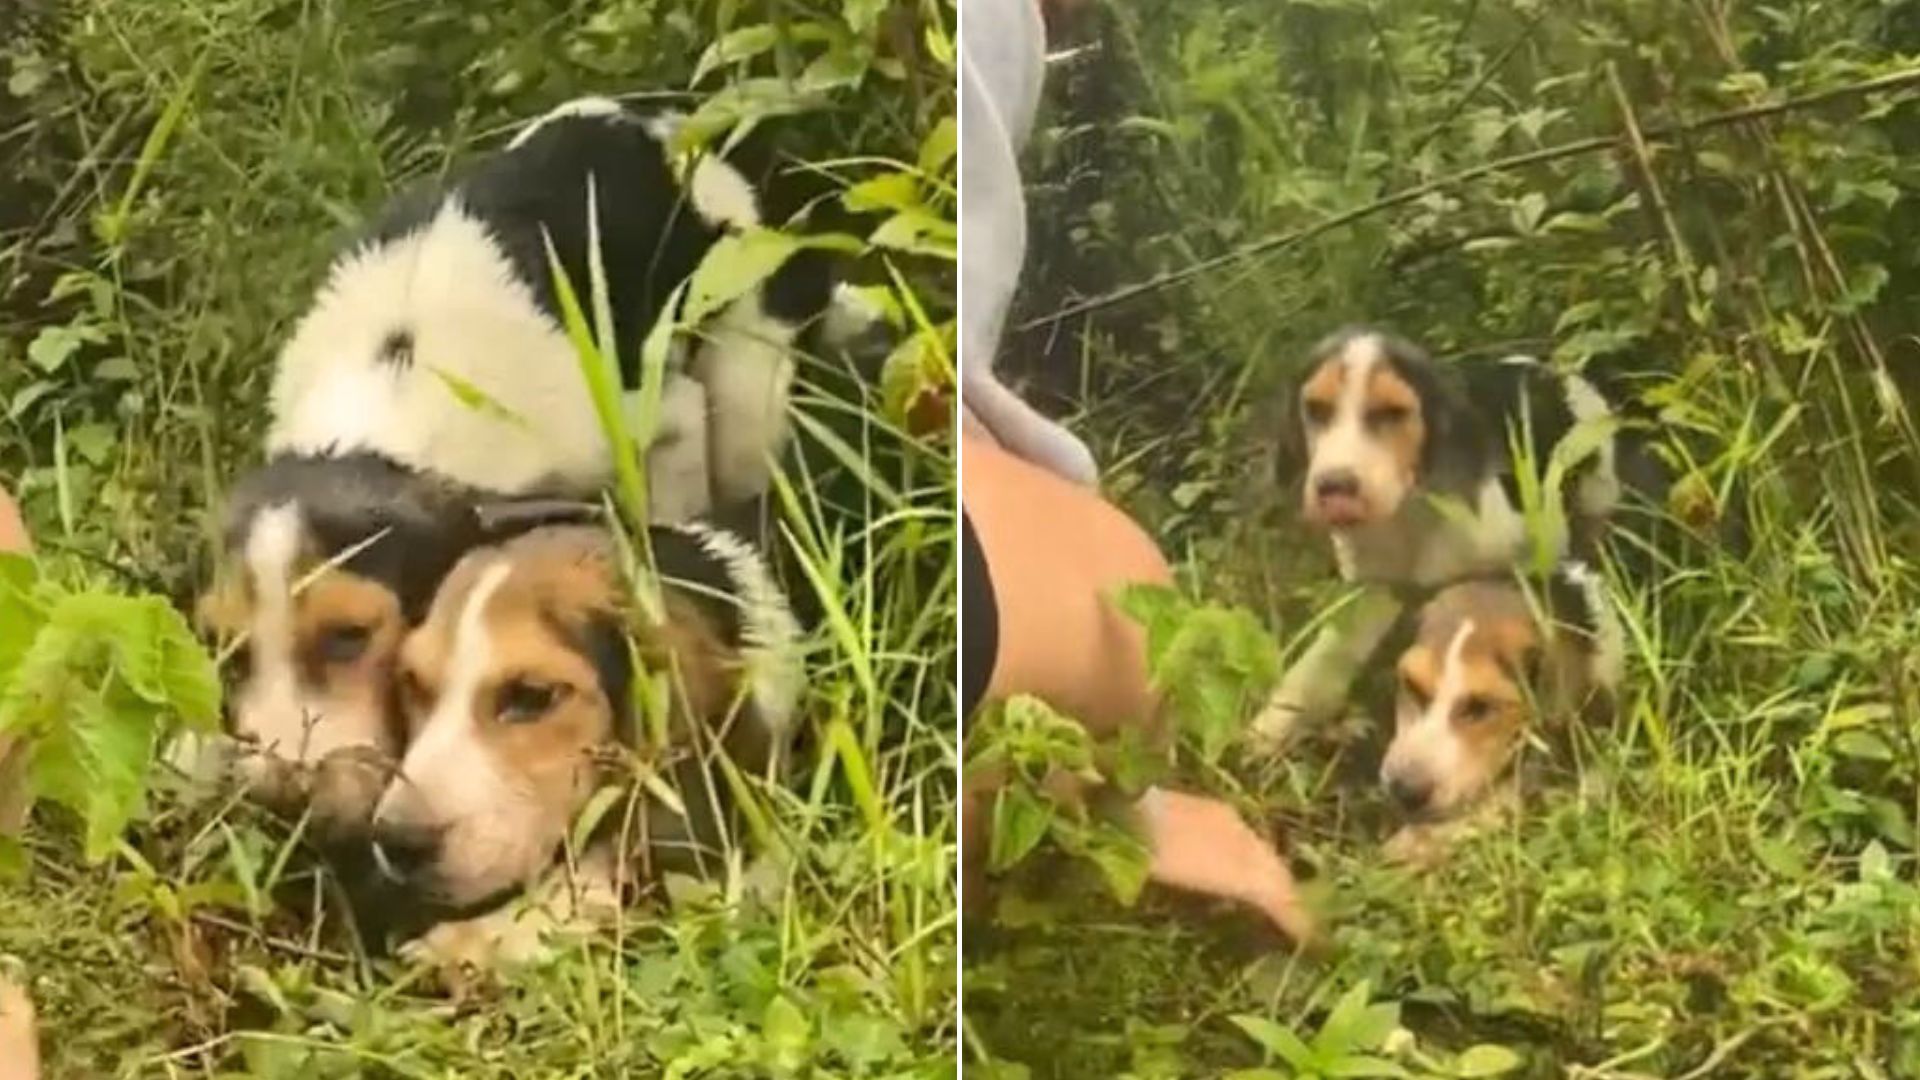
left=370, top=819, right=443, bottom=884
left=1384, top=772, right=1434, bottom=816
left=1313, top=469, right=1361, bottom=500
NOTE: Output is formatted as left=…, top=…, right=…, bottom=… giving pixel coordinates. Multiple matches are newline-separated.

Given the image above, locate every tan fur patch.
left=382, top=526, right=757, bottom=906
left=1299, top=359, right=1345, bottom=423
left=1362, top=363, right=1426, bottom=486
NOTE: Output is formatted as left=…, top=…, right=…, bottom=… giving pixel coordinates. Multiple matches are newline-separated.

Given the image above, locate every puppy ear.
left=1409, top=359, right=1486, bottom=497
left=1269, top=366, right=1309, bottom=496
left=575, top=612, right=636, bottom=744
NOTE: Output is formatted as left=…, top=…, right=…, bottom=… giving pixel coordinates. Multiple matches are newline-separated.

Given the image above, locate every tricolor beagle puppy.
left=1379, top=563, right=1622, bottom=865
left=364, top=520, right=800, bottom=968
left=197, top=96, right=832, bottom=818
left=1251, top=327, right=1620, bottom=749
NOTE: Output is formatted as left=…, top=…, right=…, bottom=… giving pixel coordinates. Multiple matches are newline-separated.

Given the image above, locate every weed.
left=0, top=0, right=956, bottom=1075
left=969, top=1, right=1920, bottom=1076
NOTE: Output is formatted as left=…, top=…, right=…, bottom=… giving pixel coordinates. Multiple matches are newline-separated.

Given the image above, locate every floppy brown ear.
left=572, top=610, right=636, bottom=744
left=194, top=575, right=249, bottom=638
left=1268, top=367, right=1309, bottom=502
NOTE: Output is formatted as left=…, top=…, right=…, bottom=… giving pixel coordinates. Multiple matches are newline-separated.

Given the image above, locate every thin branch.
left=1014, top=65, right=1920, bottom=333
left=1407, top=6, right=1545, bottom=161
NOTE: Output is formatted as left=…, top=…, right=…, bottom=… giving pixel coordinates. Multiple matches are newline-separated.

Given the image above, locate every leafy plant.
left=0, top=554, right=219, bottom=863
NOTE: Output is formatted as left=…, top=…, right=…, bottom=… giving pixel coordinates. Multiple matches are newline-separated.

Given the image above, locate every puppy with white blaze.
left=366, top=520, right=800, bottom=969
left=198, top=95, right=833, bottom=822
left=1378, top=564, right=1622, bottom=866
left=1251, top=327, right=1621, bottom=750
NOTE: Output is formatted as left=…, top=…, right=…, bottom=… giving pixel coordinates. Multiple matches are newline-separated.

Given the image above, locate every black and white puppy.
left=198, top=96, right=830, bottom=812
left=366, top=519, right=801, bottom=970
left=1251, top=327, right=1620, bottom=749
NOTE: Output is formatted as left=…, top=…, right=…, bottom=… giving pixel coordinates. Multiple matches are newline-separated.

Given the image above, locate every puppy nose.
left=370, top=820, right=441, bottom=883
left=1314, top=470, right=1360, bottom=499
left=1385, top=774, right=1433, bottom=814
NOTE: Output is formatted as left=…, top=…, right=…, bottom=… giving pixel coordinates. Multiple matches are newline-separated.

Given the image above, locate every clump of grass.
left=0, top=0, right=956, bottom=1074
left=970, top=0, right=1920, bottom=1076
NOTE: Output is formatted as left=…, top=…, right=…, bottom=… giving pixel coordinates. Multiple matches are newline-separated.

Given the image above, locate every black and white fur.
left=1252, top=327, right=1622, bottom=748
left=208, top=95, right=835, bottom=786
left=268, top=95, right=832, bottom=520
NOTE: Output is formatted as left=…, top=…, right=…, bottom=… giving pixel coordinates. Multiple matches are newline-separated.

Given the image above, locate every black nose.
left=1385, top=774, right=1433, bottom=814
left=1314, top=470, right=1360, bottom=499
left=370, top=820, right=441, bottom=883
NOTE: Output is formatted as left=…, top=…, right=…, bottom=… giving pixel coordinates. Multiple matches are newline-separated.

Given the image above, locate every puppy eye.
left=224, top=641, right=254, bottom=683
left=1458, top=695, right=1496, bottom=723
left=497, top=679, right=563, bottom=724
left=1302, top=400, right=1334, bottom=426
left=317, top=624, right=373, bottom=664
left=1399, top=676, right=1431, bottom=707
left=1365, top=404, right=1409, bottom=428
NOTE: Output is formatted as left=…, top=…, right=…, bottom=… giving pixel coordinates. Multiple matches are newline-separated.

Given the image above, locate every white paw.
left=1248, top=699, right=1309, bottom=756
left=400, top=906, right=558, bottom=979
left=1382, top=825, right=1443, bottom=868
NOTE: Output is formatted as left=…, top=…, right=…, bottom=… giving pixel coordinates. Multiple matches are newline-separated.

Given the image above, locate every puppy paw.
left=400, top=905, right=559, bottom=986
left=1247, top=699, right=1308, bottom=756
left=1382, top=825, right=1449, bottom=870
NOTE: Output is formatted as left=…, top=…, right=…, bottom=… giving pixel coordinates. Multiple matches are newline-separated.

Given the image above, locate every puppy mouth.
left=1308, top=492, right=1372, bottom=529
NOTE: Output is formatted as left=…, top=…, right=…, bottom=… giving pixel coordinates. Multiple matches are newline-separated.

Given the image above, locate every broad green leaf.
left=988, top=783, right=1053, bottom=872
left=1324, top=1055, right=1411, bottom=1078
left=27, top=325, right=90, bottom=372
left=691, top=24, right=780, bottom=85
left=841, top=0, right=890, bottom=34
left=870, top=208, right=956, bottom=259
left=1058, top=816, right=1149, bottom=906
left=844, top=171, right=922, bottom=215
left=1315, top=982, right=1398, bottom=1058
left=917, top=116, right=957, bottom=175
left=1229, top=1015, right=1317, bottom=1070
left=684, top=227, right=802, bottom=326
left=674, top=79, right=823, bottom=150
left=762, top=994, right=811, bottom=1055
left=1454, top=1044, right=1524, bottom=1077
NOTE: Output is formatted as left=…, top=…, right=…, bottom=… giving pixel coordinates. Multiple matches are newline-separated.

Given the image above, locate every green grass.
left=966, top=1, right=1920, bottom=1076
left=0, top=1, right=956, bottom=1075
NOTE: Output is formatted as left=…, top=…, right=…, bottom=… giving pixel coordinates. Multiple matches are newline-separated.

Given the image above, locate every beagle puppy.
left=1380, top=563, right=1622, bottom=865
left=1252, top=327, right=1620, bottom=749
left=365, top=521, right=801, bottom=969
left=197, top=95, right=834, bottom=823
